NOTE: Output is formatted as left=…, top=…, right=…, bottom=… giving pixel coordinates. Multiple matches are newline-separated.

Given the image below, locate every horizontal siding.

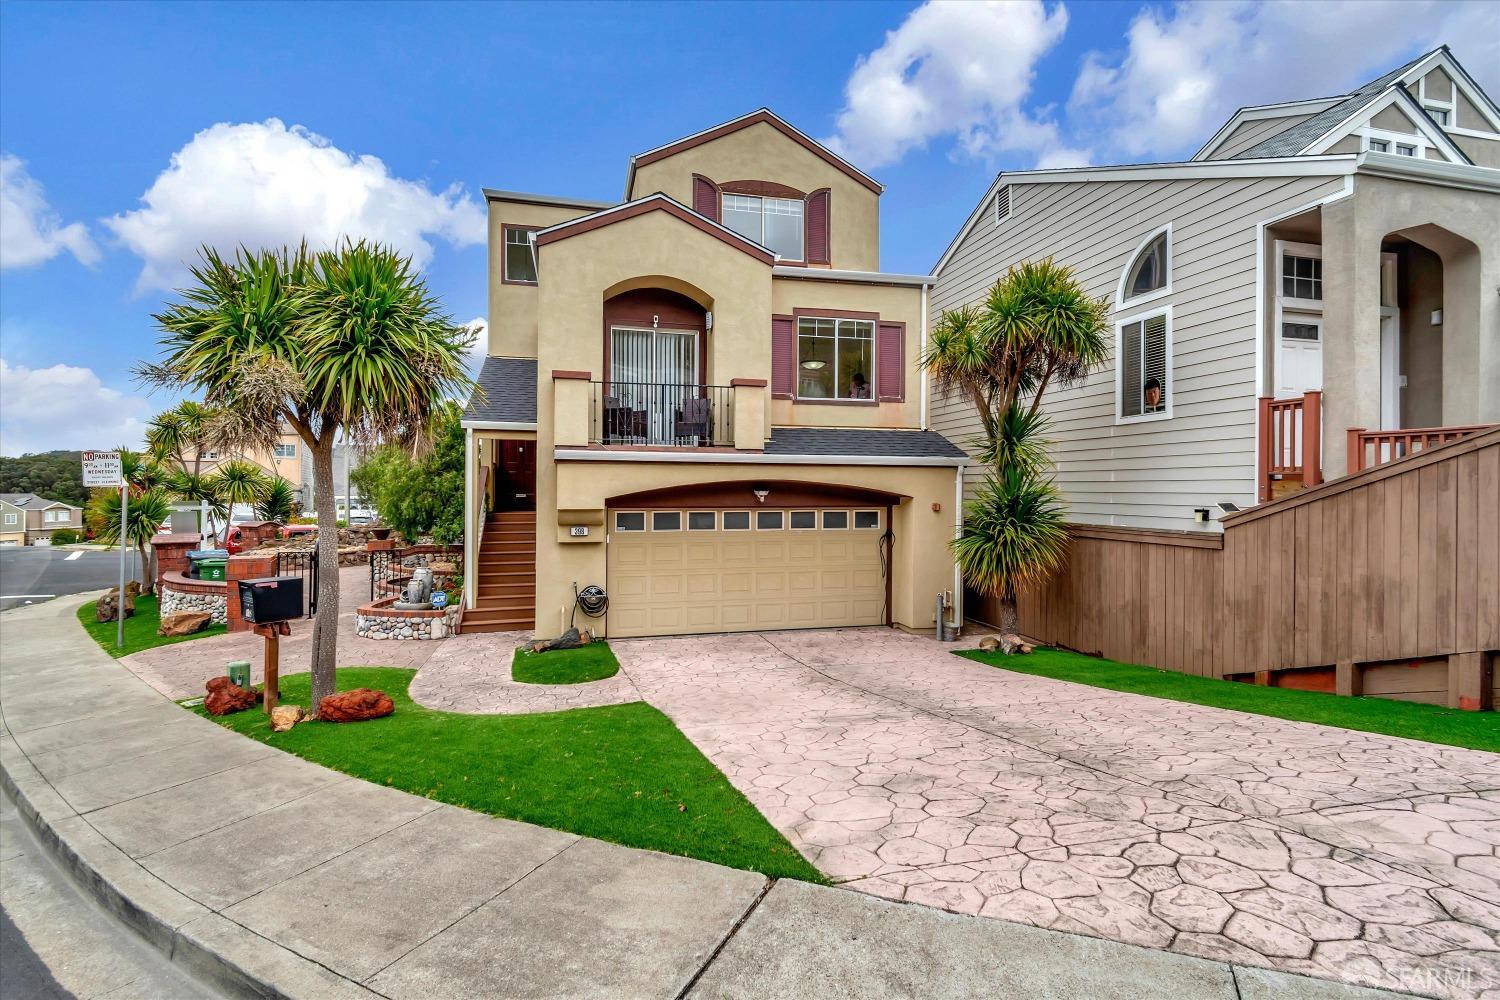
left=1206, top=112, right=1314, bottom=159
left=932, top=172, right=1348, bottom=530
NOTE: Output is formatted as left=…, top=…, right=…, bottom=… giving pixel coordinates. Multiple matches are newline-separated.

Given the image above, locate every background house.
left=0, top=493, right=84, bottom=545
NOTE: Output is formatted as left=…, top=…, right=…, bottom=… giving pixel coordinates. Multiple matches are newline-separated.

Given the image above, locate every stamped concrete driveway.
left=607, top=628, right=1500, bottom=999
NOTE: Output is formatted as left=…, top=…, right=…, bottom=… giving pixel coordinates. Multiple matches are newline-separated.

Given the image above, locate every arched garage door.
left=606, top=502, right=890, bottom=638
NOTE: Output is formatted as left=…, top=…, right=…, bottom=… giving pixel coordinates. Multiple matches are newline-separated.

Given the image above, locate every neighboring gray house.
left=0, top=493, right=84, bottom=545
left=930, top=46, right=1499, bottom=530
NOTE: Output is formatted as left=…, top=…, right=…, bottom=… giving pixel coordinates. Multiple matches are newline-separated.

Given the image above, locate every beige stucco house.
left=182, top=425, right=305, bottom=501
left=463, top=110, right=967, bottom=638
left=932, top=46, right=1499, bottom=530
left=0, top=493, right=84, bottom=546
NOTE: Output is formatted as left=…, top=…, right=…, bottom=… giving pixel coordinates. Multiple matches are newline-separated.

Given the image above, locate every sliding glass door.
left=608, top=327, right=699, bottom=444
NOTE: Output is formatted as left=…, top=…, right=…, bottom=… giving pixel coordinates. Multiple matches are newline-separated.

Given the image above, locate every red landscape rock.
left=204, top=675, right=258, bottom=715
left=317, top=688, right=394, bottom=723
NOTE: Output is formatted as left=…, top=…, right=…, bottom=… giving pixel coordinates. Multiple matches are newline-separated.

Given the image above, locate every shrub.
left=49, top=527, right=82, bottom=545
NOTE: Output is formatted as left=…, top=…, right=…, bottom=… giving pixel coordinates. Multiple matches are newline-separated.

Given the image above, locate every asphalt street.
left=0, top=547, right=136, bottom=612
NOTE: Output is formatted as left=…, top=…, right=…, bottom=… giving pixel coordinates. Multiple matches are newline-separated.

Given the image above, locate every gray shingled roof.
left=1233, top=48, right=1440, bottom=160
left=765, top=428, right=966, bottom=461
left=464, top=357, right=537, bottom=424
left=0, top=493, right=72, bottom=508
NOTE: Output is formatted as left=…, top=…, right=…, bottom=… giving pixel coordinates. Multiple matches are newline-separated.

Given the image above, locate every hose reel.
left=571, top=582, right=608, bottom=630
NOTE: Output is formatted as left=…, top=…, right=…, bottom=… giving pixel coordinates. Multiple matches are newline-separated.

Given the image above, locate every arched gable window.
left=1119, top=225, right=1171, bottom=306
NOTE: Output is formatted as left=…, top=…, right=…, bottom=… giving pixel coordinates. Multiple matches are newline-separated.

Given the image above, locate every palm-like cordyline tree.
left=255, top=478, right=298, bottom=523
left=923, top=258, right=1109, bottom=633
left=207, top=460, right=271, bottom=517
left=142, top=241, right=474, bottom=709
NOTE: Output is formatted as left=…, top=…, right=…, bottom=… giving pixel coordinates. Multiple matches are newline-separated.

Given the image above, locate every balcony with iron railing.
left=552, top=371, right=766, bottom=451
left=588, top=381, right=735, bottom=447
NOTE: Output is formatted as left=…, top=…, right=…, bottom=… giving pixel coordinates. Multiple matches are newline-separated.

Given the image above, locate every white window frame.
left=853, top=510, right=881, bottom=530
left=1116, top=223, right=1172, bottom=309
left=273, top=442, right=296, bottom=459
left=993, top=184, right=1011, bottom=225
left=651, top=511, right=681, bottom=532
left=503, top=225, right=539, bottom=283
left=1114, top=304, right=1173, bottom=426
left=1417, top=72, right=1457, bottom=129
left=686, top=510, right=716, bottom=531
left=613, top=511, right=646, bottom=532
left=789, top=510, right=817, bottom=530
left=820, top=510, right=849, bottom=530
left=721, top=193, right=804, bottom=262
left=722, top=510, right=750, bottom=530
left=795, top=316, right=876, bottom=401
left=1275, top=240, right=1324, bottom=310
left=4, top=512, right=17, bottom=525
left=755, top=510, right=784, bottom=530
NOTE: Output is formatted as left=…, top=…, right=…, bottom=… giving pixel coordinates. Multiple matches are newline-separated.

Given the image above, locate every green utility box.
left=228, top=660, right=251, bottom=688
left=198, top=558, right=228, bottom=581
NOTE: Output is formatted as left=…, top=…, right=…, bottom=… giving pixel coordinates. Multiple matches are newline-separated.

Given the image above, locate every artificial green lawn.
left=195, top=667, right=824, bottom=882
left=77, top=594, right=227, bottom=658
left=512, top=643, right=620, bottom=685
left=962, top=646, right=1500, bottom=753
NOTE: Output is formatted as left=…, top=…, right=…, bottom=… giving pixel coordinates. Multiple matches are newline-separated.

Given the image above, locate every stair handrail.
left=1346, top=423, right=1497, bottom=474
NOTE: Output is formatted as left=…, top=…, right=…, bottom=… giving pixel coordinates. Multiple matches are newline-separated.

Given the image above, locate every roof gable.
left=534, top=194, right=776, bottom=264
left=1298, top=85, right=1471, bottom=163
left=625, top=109, right=883, bottom=198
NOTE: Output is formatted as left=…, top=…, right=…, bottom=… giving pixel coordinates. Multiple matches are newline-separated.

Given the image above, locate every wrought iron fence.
left=588, top=381, right=734, bottom=447
left=274, top=549, right=319, bottom=617
left=369, top=545, right=464, bottom=602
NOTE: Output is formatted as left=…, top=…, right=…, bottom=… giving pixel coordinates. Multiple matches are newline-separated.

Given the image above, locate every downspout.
left=464, top=427, right=475, bottom=610
left=952, top=463, right=964, bottom=633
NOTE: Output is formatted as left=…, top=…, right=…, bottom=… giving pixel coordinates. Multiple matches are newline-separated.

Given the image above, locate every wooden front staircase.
left=463, top=511, right=535, bottom=633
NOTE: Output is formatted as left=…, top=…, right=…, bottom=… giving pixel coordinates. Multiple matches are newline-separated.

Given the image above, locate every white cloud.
left=0, top=154, right=100, bottom=270
left=1069, top=1, right=1500, bottom=160
left=0, top=358, right=151, bottom=455
left=462, top=317, right=488, bottom=374
left=824, top=0, right=1086, bottom=170
left=104, top=119, right=486, bottom=292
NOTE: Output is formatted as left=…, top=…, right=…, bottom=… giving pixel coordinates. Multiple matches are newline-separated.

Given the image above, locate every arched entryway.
left=602, top=284, right=710, bottom=446
left=603, top=480, right=903, bottom=638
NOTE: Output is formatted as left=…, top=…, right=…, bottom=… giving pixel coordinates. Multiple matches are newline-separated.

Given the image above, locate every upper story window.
left=1119, top=226, right=1171, bottom=306
left=1117, top=309, right=1170, bottom=422
left=503, top=225, right=538, bottom=284
left=1282, top=253, right=1322, bottom=300
left=797, top=317, right=873, bottom=400
left=3, top=512, right=16, bottom=525
left=1425, top=106, right=1450, bottom=127
left=273, top=442, right=296, bottom=459
left=1395, top=143, right=1417, bottom=157
left=722, top=194, right=804, bottom=261
left=1368, top=138, right=1390, bottom=152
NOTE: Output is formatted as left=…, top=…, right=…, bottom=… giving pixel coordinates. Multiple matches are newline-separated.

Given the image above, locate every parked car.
left=280, top=524, right=317, bottom=540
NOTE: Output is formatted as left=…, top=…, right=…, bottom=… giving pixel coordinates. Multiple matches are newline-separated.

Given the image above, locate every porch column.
left=729, top=379, right=767, bottom=450
left=1319, top=198, right=1383, bottom=478
left=464, top=427, right=475, bottom=609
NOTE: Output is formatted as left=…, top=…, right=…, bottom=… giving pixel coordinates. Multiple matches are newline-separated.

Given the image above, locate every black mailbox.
left=238, top=576, right=303, bottom=624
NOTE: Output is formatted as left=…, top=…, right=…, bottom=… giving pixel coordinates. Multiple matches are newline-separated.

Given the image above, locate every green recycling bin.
left=228, top=660, right=251, bottom=688
left=198, top=558, right=228, bottom=581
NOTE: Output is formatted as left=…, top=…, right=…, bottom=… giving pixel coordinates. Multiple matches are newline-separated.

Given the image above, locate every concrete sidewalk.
left=0, top=595, right=1411, bottom=999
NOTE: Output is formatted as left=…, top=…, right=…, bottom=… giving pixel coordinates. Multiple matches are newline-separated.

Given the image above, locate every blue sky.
left=2, top=0, right=1495, bottom=455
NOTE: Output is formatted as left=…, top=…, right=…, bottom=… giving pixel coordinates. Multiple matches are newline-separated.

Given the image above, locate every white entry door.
left=1275, top=317, right=1322, bottom=399
left=609, top=327, right=699, bottom=444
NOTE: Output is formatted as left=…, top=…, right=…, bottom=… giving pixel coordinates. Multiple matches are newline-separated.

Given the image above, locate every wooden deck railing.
left=1346, top=424, right=1496, bottom=474
left=1257, top=391, right=1321, bottom=502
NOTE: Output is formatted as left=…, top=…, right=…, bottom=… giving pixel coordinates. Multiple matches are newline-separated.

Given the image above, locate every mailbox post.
left=237, top=576, right=303, bottom=715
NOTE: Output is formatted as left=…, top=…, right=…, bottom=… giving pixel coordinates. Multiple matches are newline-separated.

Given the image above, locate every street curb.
left=0, top=593, right=376, bottom=1000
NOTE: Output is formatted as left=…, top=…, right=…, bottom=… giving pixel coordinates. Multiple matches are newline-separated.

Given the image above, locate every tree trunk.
left=308, top=435, right=341, bottom=712
left=999, top=590, right=1020, bottom=635
left=138, top=541, right=155, bottom=596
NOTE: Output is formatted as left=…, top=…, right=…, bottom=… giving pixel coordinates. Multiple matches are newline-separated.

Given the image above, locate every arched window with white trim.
left=1118, top=224, right=1172, bottom=307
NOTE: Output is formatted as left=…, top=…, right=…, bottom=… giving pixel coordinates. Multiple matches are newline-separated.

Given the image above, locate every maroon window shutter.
left=693, top=175, right=720, bottom=222
left=805, top=189, right=830, bottom=264
left=877, top=321, right=904, bottom=402
left=772, top=315, right=795, bottom=397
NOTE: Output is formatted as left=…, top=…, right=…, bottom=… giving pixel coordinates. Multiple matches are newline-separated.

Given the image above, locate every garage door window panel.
left=615, top=511, right=646, bottom=531
left=756, top=511, right=784, bottom=530
left=723, top=511, right=750, bottom=530
left=790, top=510, right=816, bottom=529
left=687, top=511, right=716, bottom=530
left=854, top=510, right=881, bottom=529
left=821, top=510, right=849, bottom=529
left=652, top=511, right=682, bottom=531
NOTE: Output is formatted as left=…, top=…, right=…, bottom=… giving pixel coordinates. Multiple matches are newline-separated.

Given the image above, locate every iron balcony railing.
left=589, top=381, right=734, bottom=447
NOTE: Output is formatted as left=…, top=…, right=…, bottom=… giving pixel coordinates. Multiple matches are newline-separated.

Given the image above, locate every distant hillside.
left=0, top=450, right=88, bottom=506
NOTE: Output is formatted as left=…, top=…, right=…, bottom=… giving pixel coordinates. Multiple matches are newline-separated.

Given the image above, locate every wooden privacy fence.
left=982, top=427, right=1500, bottom=710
